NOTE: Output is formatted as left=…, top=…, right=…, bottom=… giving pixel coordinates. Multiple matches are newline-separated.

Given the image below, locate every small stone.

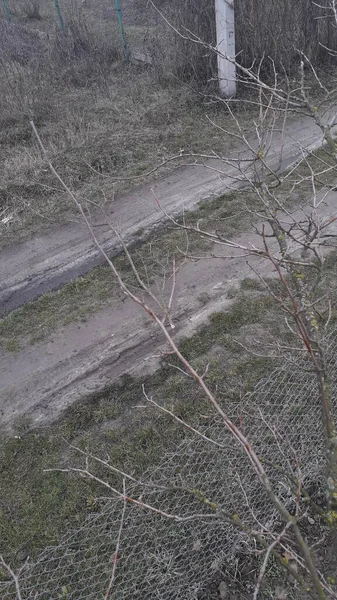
left=16, top=549, right=28, bottom=562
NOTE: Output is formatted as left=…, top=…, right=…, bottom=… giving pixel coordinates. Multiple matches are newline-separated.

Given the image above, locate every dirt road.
left=1, top=113, right=336, bottom=430
left=0, top=113, right=328, bottom=316
left=2, top=187, right=337, bottom=430
left=0, top=231, right=268, bottom=429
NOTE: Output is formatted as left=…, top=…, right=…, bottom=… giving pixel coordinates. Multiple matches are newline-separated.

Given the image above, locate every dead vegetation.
left=2, top=2, right=337, bottom=598
left=1, top=0, right=336, bottom=249
left=0, top=1, right=248, bottom=248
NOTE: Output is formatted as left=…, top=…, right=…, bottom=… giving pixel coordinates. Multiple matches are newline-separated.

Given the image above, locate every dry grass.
left=153, top=0, right=337, bottom=82
left=0, top=5, right=256, bottom=248
left=1, top=0, right=336, bottom=249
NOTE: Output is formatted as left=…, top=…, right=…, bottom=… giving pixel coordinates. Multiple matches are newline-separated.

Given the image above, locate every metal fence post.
left=2, top=0, right=11, bottom=22
left=115, top=0, right=129, bottom=64
left=54, top=0, right=65, bottom=32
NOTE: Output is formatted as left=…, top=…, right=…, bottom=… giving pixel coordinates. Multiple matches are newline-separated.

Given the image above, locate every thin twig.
left=142, top=386, right=226, bottom=449
left=104, top=479, right=127, bottom=600
left=253, top=522, right=293, bottom=600
left=0, top=555, right=23, bottom=600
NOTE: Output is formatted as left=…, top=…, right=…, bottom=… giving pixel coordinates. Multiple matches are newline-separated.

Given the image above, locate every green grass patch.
left=0, top=266, right=119, bottom=350
left=179, top=294, right=274, bottom=360
left=0, top=291, right=278, bottom=566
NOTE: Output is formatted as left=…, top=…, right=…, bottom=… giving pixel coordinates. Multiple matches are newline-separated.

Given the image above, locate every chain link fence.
left=1, top=329, right=336, bottom=599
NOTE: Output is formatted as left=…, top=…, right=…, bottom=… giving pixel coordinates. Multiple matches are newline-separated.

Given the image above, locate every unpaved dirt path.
left=0, top=238, right=258, bottom=429
left=1, top=113, right=337, bottom=430
left=1, top=187, right=337, bottom=430
left=0, top=113, right=328, bottom=316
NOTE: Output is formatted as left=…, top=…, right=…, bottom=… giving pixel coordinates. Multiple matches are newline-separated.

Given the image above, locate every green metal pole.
left=2, top=0, right=11, bottom=22
left=115, top=0, right=129, bottom=64
left=54, top=0, right=65, bottom=32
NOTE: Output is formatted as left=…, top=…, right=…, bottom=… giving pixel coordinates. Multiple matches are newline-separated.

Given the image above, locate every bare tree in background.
left=148, top=0, right=337, bottom=516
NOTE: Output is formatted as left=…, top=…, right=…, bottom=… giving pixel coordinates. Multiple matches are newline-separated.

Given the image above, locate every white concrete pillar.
left=215, top=0, right=236, bottom=97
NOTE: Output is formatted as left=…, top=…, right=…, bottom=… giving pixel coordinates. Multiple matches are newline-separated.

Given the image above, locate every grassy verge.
left=0, top=189, right=254, bottom=350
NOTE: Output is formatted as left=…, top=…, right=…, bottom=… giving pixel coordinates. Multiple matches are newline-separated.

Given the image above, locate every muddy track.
left=0, top=245, right=253, bottom=429
left=1, top=113, right=337, bottom=430
left=0, top=114, right=327, bottom=317
left=2, top=191, right=337, bottom=431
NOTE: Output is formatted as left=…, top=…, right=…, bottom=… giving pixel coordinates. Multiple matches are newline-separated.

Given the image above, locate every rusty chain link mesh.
left=1, top=331, right=336, bottom=599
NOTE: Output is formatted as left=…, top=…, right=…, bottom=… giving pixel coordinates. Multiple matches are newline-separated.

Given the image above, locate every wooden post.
left=215, top=0, right=236, bottom=97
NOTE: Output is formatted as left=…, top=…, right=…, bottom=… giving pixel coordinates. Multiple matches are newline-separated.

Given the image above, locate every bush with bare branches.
left=146, top=0, right=337, bottom=83
left=3, top=1, right=337, bottom=599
